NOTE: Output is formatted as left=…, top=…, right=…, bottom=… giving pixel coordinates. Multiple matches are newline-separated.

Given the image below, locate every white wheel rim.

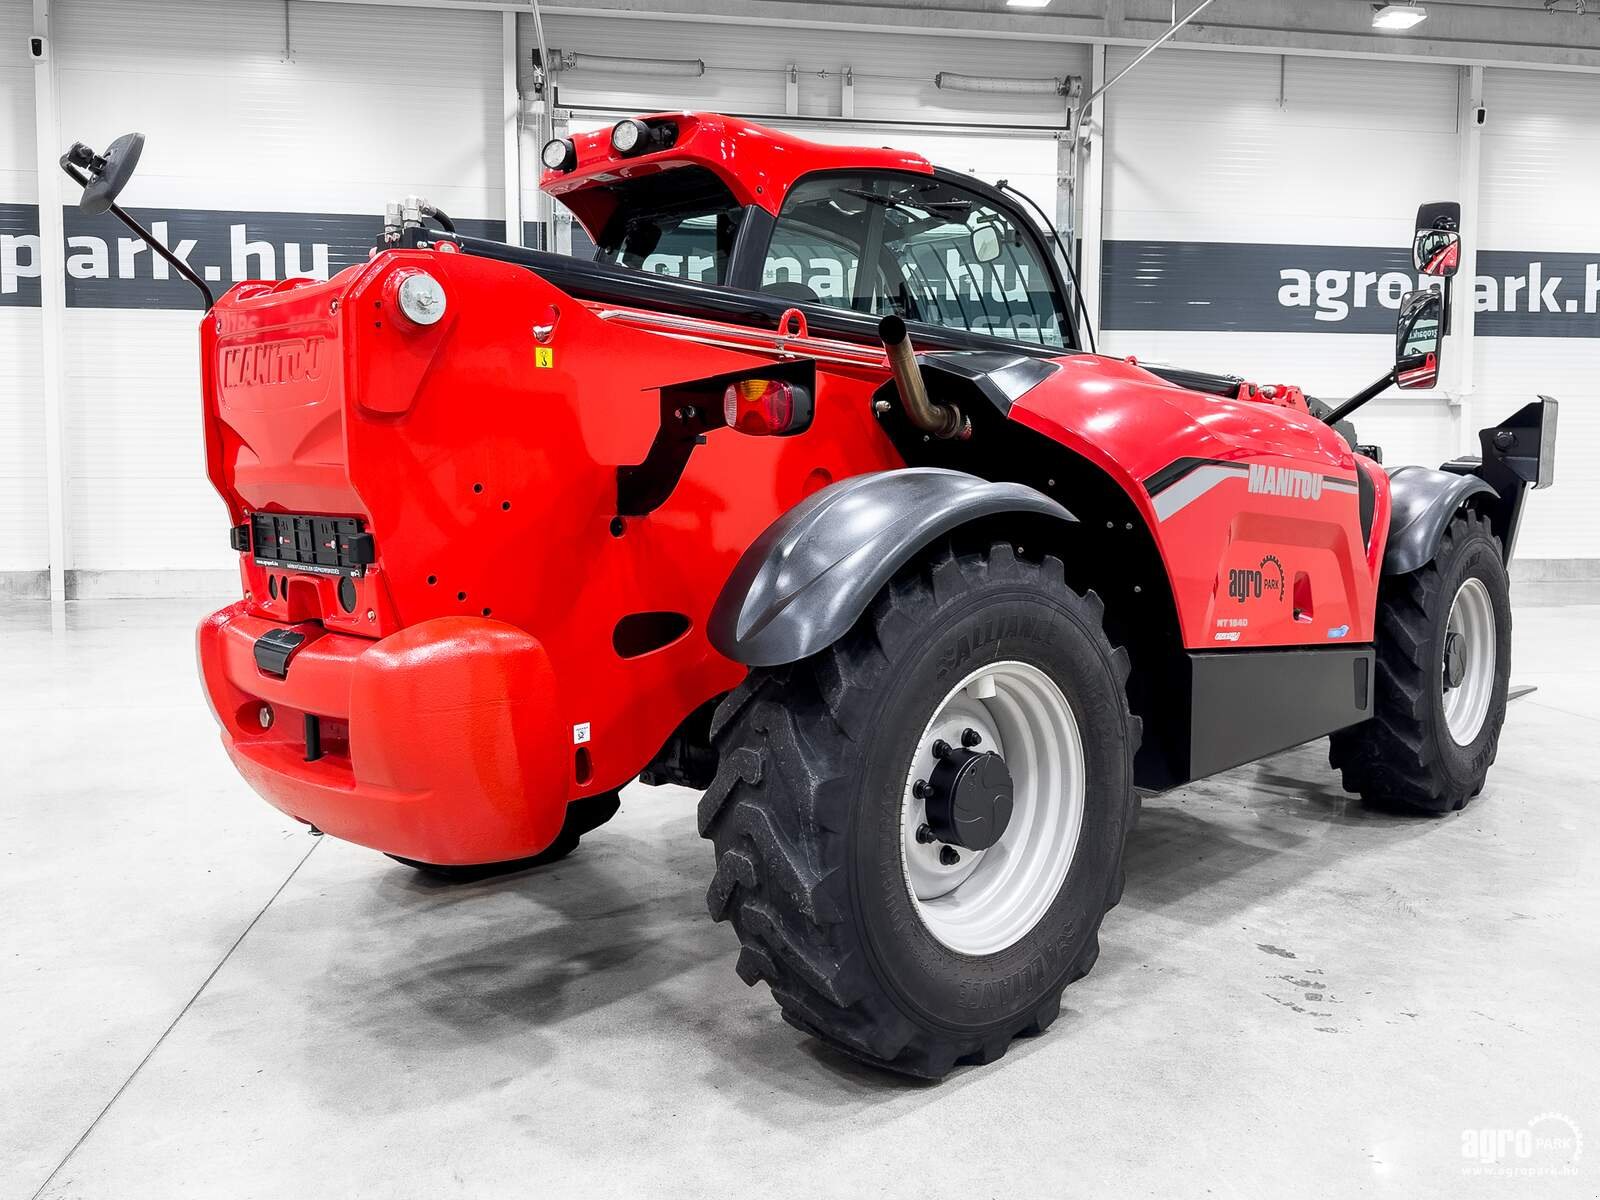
left=1442, top=576, right=1496, bottom=745
left=899, top=660, right=1086, bottom=957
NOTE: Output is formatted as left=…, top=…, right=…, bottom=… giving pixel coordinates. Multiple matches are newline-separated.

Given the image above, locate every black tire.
left=1329, top=509, right=1511, bottom=814
left=701, top=542, right=1140, bottom=1078
left=389, top=790, right=621, bottom=881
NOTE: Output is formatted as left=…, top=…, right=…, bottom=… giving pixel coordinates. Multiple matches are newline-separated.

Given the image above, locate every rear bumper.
left=197, top=602, right=569, bottom=865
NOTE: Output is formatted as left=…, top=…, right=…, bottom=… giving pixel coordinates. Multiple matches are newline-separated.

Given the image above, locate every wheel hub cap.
left=924, top=744, right=1014, bottom=851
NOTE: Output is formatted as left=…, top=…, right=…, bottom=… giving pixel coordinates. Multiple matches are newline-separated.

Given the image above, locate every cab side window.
left=762, top=222, right=863, bottom=306
left=762, top=171, right=1069, bottom=348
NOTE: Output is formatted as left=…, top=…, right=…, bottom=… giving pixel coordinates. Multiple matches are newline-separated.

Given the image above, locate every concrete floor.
left=4, top=593, right=1596, bottom=1199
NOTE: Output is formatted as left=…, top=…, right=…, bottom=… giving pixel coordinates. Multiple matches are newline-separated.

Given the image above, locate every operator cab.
left=542, top=114, right=1088, bottom=356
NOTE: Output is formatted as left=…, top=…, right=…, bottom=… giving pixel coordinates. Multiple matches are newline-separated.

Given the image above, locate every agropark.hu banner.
left=3, top=201, right=1599, bottom=338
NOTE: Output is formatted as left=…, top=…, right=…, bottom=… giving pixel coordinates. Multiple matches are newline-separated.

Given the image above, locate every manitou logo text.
left=1248, top=463, right=1322, bottom=501
left=221, top=336, right=325, bottom=388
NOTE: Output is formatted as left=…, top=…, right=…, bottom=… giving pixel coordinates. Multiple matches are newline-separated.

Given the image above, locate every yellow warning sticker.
left=535, top=347, right=555, bottom=368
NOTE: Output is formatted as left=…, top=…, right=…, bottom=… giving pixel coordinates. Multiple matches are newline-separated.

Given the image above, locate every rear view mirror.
left=1413, top=228, right=1460, bottom=277
left=61, top=132, right=145, bottom=216
left=971, top=224, right=1002, bottom=263
left=1395, top=289, right=1443, bottom=389
left=1412, top=200, right=1461, bottom=278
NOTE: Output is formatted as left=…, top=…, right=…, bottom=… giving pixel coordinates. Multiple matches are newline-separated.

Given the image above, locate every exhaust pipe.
left=879, top=315, right=970, bottom=440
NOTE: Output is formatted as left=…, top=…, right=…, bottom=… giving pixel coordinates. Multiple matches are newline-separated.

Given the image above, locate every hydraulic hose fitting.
left=878, top=315, right=970, bottom=440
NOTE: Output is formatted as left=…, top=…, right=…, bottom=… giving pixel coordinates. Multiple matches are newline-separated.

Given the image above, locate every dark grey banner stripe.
left=4, top=206, right=1597, bottom=334
left=0, top=202, right=537, bottom=310
left=1103, top=239, right=1600, bottom=338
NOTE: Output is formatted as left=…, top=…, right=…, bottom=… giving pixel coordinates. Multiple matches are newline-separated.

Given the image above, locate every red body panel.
left=1009, top=356, right=1386, bottom=648
left=199, top=250, right=902, bottom=863
left=196, top=113, right=1392, bottom=863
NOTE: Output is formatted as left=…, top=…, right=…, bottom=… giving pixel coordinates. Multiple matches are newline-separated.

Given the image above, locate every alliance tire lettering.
left=935, top=612, right=1056, bottom=680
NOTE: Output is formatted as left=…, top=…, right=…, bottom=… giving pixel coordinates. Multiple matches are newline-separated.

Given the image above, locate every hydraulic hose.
left=419, top=202, right=456, bottom=233
left=879, top=315, right=969, bottom=440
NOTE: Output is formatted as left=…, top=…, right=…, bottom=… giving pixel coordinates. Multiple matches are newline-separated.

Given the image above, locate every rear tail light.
left=721, top=378, right=812, bottom=436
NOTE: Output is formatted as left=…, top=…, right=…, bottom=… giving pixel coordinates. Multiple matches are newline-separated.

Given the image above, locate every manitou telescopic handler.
left=64, top=114, right=1555, bottom=1076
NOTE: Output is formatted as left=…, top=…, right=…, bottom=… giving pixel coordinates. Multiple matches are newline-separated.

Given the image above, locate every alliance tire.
left=701, top=541, right=1140, bottom=1077
left=1329, top=509, right=1511, bottom=814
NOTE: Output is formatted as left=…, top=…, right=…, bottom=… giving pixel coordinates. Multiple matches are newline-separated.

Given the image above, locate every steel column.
left=32, top=0, right=68, bottom=604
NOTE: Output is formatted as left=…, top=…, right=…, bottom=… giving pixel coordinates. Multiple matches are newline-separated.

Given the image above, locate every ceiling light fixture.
left=935, top=71, right=1071, bottom=95
left=1006, top=0, right=1053, bottom=9
left=557, top=50, right=705, bottom=78
left=1372, top=3, right=1428, bottom=30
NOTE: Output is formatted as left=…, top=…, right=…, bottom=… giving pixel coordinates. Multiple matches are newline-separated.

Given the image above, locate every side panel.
left=1188, top=646, right=1374, bottom=781
left=1009, top=356, right=1384, bottom=650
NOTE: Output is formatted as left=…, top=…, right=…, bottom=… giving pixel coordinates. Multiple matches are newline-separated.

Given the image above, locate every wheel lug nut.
left=916, top=823, right=937, bottom=844
left=960, top=727, right=982, bottom=748
left=913, top=779, right=932, bottom=800
left=939, top=846, right=961, bottom=866
left=932, top=739, right=951, bottom=760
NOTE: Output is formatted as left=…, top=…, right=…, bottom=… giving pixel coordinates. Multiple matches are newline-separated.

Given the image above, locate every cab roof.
left=541, top=112, right=934, bottom=232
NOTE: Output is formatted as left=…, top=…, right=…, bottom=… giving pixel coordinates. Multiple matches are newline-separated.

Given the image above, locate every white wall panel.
left=51, top=0, right=503, bottom=575
left=1480, top=68, right=1600, bottom=255
left=0, top=0, right=34, bottom=199
left=1474, top=338, right=1595, bottom=560
left=60, top=310, right=218, bottom=571
left=1101, top=47, right=1462, bottom=480
left=54, top=0, right=502, bottom=215
left=0, top=308, right=47, bottom=574
left=1104, top=47, right=1457, bottom=246
left=1473, top=68, right=1600, bottom=560
left=0, top=1, right=44, bottom=575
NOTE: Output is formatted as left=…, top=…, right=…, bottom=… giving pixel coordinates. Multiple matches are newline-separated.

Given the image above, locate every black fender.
left=708, top=468, right=1076, bottom=667
left=1382, top=465, right=1497, bottom=576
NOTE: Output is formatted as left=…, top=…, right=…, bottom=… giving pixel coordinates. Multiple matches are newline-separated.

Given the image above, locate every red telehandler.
left=63, top=114, right=1555, bottom=1076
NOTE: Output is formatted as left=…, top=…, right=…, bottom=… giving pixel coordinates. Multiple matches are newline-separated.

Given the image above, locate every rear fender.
left=707, top=468, right=1075, bottom=667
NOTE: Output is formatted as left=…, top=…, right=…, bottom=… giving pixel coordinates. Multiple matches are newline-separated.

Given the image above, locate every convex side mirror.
left=1395, top=288, right=1443, bottom=390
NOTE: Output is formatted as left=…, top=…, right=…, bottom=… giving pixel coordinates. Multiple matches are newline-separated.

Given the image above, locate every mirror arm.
left=57, top=159, right=215, bottom=310
left=1322, top=367, right=1396, bottom=426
